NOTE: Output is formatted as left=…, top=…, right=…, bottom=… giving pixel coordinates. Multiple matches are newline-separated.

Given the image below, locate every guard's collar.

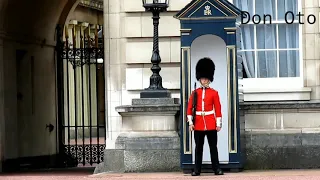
left=200, top=82, right=210, bottom=88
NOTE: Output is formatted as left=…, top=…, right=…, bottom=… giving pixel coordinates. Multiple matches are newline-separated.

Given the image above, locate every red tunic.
left=186, top=87, right=222, bottom=131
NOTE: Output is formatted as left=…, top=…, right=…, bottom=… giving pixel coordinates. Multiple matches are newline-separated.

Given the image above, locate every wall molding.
left=79, top=0, right=103, bottom=11
left=242, top=87, right=312, bottom=102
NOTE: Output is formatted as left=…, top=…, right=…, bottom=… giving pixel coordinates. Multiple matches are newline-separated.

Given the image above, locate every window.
left=234, top=0, right=302, bottom=83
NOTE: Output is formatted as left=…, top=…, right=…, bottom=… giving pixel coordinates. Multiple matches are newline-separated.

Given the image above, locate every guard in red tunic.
left=187, top=57, right=224, bottom=176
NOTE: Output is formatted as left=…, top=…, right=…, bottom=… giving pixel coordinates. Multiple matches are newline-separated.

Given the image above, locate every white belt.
left=196, top=110, right=214, bottom=116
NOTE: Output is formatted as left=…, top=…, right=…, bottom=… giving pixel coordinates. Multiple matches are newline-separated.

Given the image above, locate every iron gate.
left=56, top=23, right=106, bottom=167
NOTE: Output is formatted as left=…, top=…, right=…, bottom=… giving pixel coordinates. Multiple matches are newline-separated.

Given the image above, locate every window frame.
left=230, top=0, right=304, bottom=90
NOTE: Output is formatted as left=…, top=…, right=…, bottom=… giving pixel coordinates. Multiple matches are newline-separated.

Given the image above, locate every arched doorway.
left=0, top=0, right=105, bottom=172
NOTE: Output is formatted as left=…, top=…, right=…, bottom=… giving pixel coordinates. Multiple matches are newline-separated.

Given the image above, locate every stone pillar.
left=103, top=0, right=123, bottom=150
left=0, top=38, right=4, bottom=172
left=304, top=1, right=320, bottom=99
left=94, top=0, right=183, bottom=174
left=94, top=0, right=124, bottom=173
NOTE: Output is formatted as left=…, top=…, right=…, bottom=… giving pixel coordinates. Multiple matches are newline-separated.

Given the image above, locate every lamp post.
left=140, top=0, right=171, bottom=98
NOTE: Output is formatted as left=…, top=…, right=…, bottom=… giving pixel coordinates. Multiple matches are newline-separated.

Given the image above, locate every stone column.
left=304, top=1, right=320, bottom=99
left=103, top=0, right=123, bottom=150
left=94, top=0, right=124, bottom=173
left=93, top=0, right=182, bottom=173
left=0, top=38, right=4, bottom=172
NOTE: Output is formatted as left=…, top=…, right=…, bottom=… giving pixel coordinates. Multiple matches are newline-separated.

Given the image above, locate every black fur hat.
left=196, top=57, right=215, bottom=82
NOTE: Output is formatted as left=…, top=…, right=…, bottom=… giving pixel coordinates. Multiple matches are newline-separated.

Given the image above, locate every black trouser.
left=194, top=130, right=219, bottom=173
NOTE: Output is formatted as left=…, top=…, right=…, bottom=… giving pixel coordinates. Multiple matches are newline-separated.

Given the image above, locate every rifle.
left=192, top=82, right=197, bottom=124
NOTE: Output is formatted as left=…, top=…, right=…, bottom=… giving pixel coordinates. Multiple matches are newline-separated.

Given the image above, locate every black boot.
left=191, top=172, right=200, bottom=176
left=214, top=168, right=224, bottom=175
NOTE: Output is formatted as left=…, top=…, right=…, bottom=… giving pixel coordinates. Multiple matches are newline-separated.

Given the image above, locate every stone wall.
left=0, top=37, right=59, bottom=172
left=241, top=102, right=320, bottom=169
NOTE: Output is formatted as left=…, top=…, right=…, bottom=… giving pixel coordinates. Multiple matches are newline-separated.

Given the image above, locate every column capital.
left=81, top=22, right=89, bottom=27
left=69, top=20, right=78, bottom=25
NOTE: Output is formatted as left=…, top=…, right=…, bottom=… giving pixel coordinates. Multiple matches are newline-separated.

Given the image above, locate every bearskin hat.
left=196, top=57, right=215, bottom=82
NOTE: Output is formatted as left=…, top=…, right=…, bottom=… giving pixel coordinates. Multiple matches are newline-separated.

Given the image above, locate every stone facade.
left=102, top=0, right=320, bottom=170
left=242, top=102, right=320, bottom=169
left=1, top=0, right=320, bottom=173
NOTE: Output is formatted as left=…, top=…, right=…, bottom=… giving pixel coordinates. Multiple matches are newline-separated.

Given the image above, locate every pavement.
left=1, top=169, right=320, bottom=180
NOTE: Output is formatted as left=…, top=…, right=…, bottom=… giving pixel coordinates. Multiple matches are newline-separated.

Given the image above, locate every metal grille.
left=56, top=24, right=106, bottom=167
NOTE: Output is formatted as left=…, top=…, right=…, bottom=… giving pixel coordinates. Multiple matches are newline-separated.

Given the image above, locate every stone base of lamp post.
left=94, top=98, right=181, bottom=173
left=140, top=89, right=172, bottom=98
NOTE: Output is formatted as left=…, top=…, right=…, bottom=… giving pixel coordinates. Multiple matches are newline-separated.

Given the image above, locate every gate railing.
left=56, top=23, right=106, bottom=167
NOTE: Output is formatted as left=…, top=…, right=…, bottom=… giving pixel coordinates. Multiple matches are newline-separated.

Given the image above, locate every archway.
left=0, top=0, right=105, bottom=172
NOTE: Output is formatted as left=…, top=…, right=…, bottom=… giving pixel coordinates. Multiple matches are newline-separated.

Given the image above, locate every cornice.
left=79, top=0, right=103, bottom=11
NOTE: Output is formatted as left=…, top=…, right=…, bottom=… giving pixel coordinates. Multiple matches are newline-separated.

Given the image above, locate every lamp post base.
left=140, top=89, right=171, bottom=98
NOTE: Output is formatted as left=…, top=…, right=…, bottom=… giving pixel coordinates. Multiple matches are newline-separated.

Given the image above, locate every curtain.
left=234, top=0, right=299, bottom=78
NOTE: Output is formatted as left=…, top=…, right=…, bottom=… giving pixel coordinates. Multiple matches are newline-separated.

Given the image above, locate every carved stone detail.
left=79, top=0, right=103, bottom=11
